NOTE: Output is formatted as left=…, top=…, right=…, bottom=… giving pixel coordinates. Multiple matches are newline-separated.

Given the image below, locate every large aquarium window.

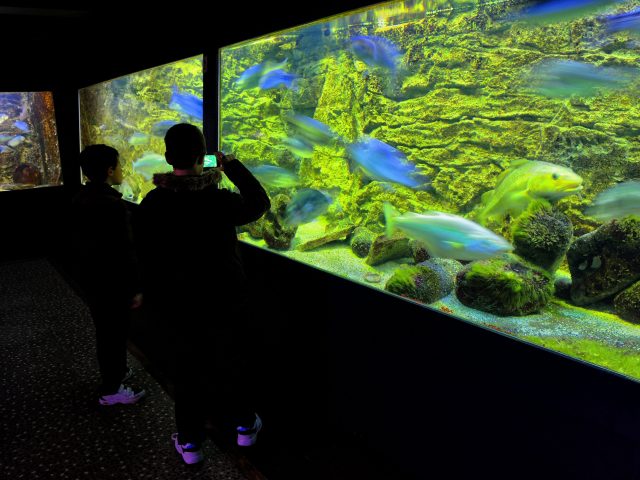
left=79, top=55, right=204, bottom=203
left=0, top=92, right=61, bottom=191
left=219, top=1, right=640, bottom=381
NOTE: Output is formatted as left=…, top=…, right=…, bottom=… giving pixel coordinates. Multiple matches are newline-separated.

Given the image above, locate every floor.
left=0, top=258, right=410, bottom=480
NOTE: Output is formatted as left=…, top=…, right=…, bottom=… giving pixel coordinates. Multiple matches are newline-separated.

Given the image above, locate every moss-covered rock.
left=410, top=239, right=429, bottom=264
left=614, top=282, right=640, bottom=324
left=365, top=233, right=412, bottom=266
left=456, top=256, right=554, bottom=316
left=554, top=274, right=573, bottom=301
left=385, top=262, right=454, bottom=304
left=511, top=202, right=573, bottom=273
left=420, top=258, right=464, bottom=281
left=350, top=226, right=376, bottom=258
left=568, top=216, right=640, bottom=305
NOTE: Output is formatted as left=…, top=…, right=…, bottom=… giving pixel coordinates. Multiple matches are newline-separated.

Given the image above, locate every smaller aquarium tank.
left=0, top=92, right=61, bottom=191
left=79, top=55, right=204, bottom=203
left=219, top=0, right=640, bottom=382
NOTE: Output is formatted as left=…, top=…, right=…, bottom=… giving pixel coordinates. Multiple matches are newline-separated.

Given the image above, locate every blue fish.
left=283, top=136, right=315, bottom=158
left=350, top=35, right=402, bottom=71
left=285, top=114, right=336, bottom=146
left=236, top=58, right=288, bottom=90
left=606, top=7, right=640, bottom=35
left=347, top=137, right=427, bottom=189
left=249, top=165, right=300, bottom=188
left=527, top=59, right=635, bottom=98
left=151, top=120, right=178, bottom=137
left=284, top=188, right=333, bottom=226
left=258, top=69, right=298, bottom=90
left=169, top=86, right=203, bottom=120
left=14, top=120, right=29, bottom=132
left=0, top=145, right=12, bottom=153
left=516, top=0, right=623, bottom=24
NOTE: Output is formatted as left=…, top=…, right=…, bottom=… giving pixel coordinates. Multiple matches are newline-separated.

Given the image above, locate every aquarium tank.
left=219, top=0, right=640, bottom=381
left=79, top=55, right=203, bottom=203
left=0, top=92, right=61, bottom=191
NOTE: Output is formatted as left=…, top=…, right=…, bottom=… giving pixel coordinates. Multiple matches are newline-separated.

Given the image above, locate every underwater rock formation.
left=365, top=233, right=412, bottom=266
left=456, top=256, right=554, bottom=316
left=350, top=226, right=376, bottom=258
left=297, top=224, right=355, bottom=252
left=511, top=203, right=573, bottom=273
left=420, top=258, right=463, bottom=281
left=261, top=193, right=298, bottom=250
left=385, top=261, right=454, bottom=305
left=568, top=217, right=640, bottom=306
left=410, top=239, right=430, bottom=264
left=614, top=282, right=640, bottom=324
left=554, top=274, right=573, bottom=301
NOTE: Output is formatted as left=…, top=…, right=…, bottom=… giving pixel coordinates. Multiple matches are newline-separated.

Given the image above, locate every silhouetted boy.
left=71, top=144, right=145, bottom=405
left=134, top=124, right=270, bottom=464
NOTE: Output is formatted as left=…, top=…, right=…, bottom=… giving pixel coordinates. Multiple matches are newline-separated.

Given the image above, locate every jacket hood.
left=152, top=169, right=221, bottom=192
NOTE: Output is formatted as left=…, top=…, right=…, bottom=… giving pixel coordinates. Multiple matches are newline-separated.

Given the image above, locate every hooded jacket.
left=134, top=160, right=270, bottom=312
left=70, top=182, right=140, bottom=303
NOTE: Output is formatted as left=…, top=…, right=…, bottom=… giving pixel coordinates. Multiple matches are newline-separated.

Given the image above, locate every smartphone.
left=203, top=154, right=218, bottom=168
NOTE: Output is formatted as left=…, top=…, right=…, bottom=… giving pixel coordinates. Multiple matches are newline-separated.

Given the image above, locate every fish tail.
left=383, top=203, right=397, bottom=238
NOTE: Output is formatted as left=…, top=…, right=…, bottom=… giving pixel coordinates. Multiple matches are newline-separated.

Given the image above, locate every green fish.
left=477, top=160, right=583, bottom=224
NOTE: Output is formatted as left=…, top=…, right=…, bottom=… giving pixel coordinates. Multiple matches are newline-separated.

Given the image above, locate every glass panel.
left=0, top=92, right=61, bottom=191
left=219, top=1, right=640, bottom=381
left=79, top=55, right=204, bottom=203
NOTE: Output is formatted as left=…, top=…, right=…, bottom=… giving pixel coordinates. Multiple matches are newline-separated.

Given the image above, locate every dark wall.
left=239, top=242, right=640, bottom=479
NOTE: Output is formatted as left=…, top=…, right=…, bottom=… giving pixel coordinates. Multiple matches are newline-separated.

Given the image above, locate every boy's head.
left=79, top=144, right=121, bottom=184
left=164, top=123, right=206, bottom=170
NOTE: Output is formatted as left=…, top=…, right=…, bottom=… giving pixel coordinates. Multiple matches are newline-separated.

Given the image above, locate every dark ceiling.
left=0, top=0, right=376, bottom=89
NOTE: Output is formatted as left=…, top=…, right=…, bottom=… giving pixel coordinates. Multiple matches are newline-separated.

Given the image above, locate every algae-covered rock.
left=554, top=274, right=573, bottom=301
left=456, top=256, right=554, bottom=316
left=385, top=262, right=454, bottom=304
left=365, top=233, right=412, bottom=266
left=568, top=217, right=640, bottom=306
left=297, top=225, right=355, bottom=252
left=512, top=202, right=573, bottom=273
left=421, top=258, right=463, bottom=281
left=350, top=226, right=376, bottom=258
left=614, top=282, right=640, bottom=324
left=262, top=194, right=297, bottom=250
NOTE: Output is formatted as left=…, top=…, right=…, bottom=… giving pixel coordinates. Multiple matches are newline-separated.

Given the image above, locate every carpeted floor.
left=0, top=258, right=249, bottom=480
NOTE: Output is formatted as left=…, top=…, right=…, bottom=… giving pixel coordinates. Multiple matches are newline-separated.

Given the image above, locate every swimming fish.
left=151, top=120, right=178, bottom=137
left=516, top=0, right=623, bottom=25
left=606, top=6, right=640, bottom=35
left=0, top=145, right=12, bottom=153
left=249, top=165, right=300, bottom=188
left=477, top=160, right=583, bottom=224
left=117, top=178, right=136, bottom=202
left=384, top=204, right=513, bottom=261
left=285, top=113, right=336, bottom=146
left=133, top=152, right=171, bottom=180
left=13, top=120, right=29, bottom=132
left=169, top=86, right=203, bottom=120
left=350, top=35, right=402, bottom=71
left=258, top=69, right=298, bottom=90
left=282, top=136, right=315, bottom=158
left=527, top=59, right=635, bottom=98
left=7, top=135, right=25, bottom=148
left=236, top=58, right=289, bottom=90
left=128, top=132, right=150, bottom=145
left=585, top=180, right=640, bottom=221
left=347, top=137, right=428, bottom=189
left=284, top=188, right=333, bottom=226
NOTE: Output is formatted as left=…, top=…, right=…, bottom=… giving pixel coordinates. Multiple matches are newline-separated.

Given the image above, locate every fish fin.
left=494, top=159, right=530, bottom=185
left=480, top=189, right=494, bottom=204
left=444, top=241, right=465, bottom=250
left=383, top=203, right=398, bottom=238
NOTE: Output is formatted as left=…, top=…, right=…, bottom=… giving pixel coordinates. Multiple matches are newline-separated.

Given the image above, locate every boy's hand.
left=214, top=152, right=236, bottom=171
left=130, top=293, right=143, bottom=309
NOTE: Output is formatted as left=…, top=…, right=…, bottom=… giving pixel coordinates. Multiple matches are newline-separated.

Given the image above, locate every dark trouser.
left=87, top=296, right=131, bottom=395
left=169, top=307, right=259, bottom=446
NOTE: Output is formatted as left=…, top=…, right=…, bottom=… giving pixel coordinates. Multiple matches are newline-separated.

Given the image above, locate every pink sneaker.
left=98, top=384, right=146, bottom=406
left=172, top=433, right=204, bottom=464
left=237, top=414, right=262, bottom=447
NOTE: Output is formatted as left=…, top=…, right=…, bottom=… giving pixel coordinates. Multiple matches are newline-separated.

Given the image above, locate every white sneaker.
left=98, top=384, right=146, bottom=406
left=237, top=414, right=262, bottom=447
left=172, top=433, right=204, bottom=464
